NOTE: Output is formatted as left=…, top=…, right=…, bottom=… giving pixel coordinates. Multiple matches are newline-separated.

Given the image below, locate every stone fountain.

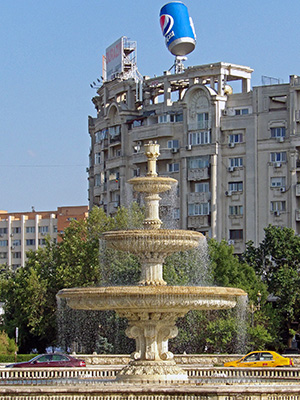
left=58, top=141, right=246, bottom=383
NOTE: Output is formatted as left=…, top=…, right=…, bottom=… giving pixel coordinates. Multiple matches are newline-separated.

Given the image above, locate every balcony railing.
left=188, top=168, right=210, bottom=181
left=188, top=121, right=210, bottom=131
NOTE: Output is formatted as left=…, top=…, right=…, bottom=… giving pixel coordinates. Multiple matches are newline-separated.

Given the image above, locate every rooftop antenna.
left=159, top=2, right=196, bottom=74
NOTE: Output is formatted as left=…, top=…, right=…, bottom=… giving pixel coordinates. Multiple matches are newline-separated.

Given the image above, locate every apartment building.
left=87, top=58, right=300, bottom=254
left=0, top=206, right=88, bottom=269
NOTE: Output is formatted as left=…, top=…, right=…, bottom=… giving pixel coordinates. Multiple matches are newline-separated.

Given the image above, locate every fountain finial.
left=145, top=141, right=160, bottom=177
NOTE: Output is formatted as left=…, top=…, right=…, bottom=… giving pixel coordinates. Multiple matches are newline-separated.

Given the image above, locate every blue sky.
left=1, top=0, right=300, bottom=212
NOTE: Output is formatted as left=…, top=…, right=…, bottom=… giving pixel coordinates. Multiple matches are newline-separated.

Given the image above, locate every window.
left=159, top=115, right=168, bottom=123
left=0, top=228, right=7, bottom=235
left=12, top=252, right=21, bottom=259
left=188, top=202, right=210, bottom=216
left=26, top=226, right=35, bottom=233
left=95, top=129, right=108, bottom=142
left=38, top=226, right=49, bottom=234
left=26, top=239, right=35, bottom=246
left=195, top=183, right=209, bottom=192
left=0, top=240, right=8, bottom=246
left=189, top=156, right=210, bottom=169
left=229, top=158, right=243, bottom=168
left=0, top=252, right=7, bottom=259
left=173, top=208, right=180, bottom=220
left=189, top=131, right=211, bottom=145
left=229, top=205, right=243, bottom=216
left=167, top=140, right=179, bottom=149
left=229, top=229, right=243, bottom=240
left=12, top=227, right=21, bottom=234
left=271, top=127, right=286, bottom=138
left=270, top=152, right=286, bottom=163
left=95, top=174, right=101, bottom=186
left=53, top=226, right=57, bottom=233
left=235, top=108, right=249, bottom=115
left=175, top=113, right=183, bottom=122
left=108, top=125, right=121, bottom=137
left=270, top=177, right=286, bottom=187
left=167, top=163, right=179, bottom=173
left=229, top=133, right=243, bottom=144
left=12, top=240, right=21, bottom=246
left=39, top=238, right=47, bottom=246
left=197, top=112, right=209, bottom=129
left=95, top=152, right=101, bottom=164
left=271, top=201, right=286, bottom=212
left=228, top=181, right=243, bottom=192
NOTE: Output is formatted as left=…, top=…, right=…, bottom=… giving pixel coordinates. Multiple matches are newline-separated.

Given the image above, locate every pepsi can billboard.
left=159, top=2, right=196, bottom=56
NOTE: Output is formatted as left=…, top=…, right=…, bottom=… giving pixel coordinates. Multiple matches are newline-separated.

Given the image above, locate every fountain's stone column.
left=117, top=310, right=187, bottom=382
left=139, top=255, right=166, bottom=286
left=143, top=193, right=162, bottom=229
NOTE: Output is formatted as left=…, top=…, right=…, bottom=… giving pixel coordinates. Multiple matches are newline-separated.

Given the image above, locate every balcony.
left=188, top=121, right=210, bottom=131
left=188, top=168, right=210, bottom=181
left=296, top=210, right=300, bottom=222
left=188, top=192, right=211, bottom=203
left=187, top=215, right=210, bottom=229
left=108, top=201, right=120, bottom=214
left=108, top=180, right=120, bottom=192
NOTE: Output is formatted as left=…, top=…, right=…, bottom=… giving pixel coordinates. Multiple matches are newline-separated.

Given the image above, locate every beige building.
left=0, top=206, right=88, bottom=269
left=88, top=61, right=300, bottom=254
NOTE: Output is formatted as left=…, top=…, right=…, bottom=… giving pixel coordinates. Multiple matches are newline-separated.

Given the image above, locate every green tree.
left=243, top=225, right=300, bottom=349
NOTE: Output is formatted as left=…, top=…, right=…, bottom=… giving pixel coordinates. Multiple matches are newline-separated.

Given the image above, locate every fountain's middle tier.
left=103, top=229, right=204, bottom=285
left=103, top=229, right=204, bottom=254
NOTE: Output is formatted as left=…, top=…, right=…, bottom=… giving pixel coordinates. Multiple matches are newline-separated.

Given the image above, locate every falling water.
left=234, top=294, right=248, bottom=354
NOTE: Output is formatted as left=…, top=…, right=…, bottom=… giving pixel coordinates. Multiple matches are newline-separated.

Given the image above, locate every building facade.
left=0, top=206, right=88, bottom=269
left=87, top=61, right=300, bottom=254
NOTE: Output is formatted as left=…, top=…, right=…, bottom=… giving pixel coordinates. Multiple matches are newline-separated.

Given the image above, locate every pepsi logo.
left=160, top=14, right=174, bottom=37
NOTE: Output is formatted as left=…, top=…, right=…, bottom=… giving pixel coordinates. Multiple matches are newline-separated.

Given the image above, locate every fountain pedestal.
left=118, top=310, right=187, bottom=381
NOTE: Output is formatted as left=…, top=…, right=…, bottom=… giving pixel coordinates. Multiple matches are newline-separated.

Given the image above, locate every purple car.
left=6, top=353, right=86, bottom=368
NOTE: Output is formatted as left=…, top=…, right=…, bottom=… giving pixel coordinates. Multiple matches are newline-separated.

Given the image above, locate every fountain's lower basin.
left=58, top=285, right=246, bottom=312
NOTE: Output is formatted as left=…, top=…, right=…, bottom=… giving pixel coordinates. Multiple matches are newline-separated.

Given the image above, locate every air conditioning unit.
left=280, top=187, right=286, bottom=193
left=222, top=109, right=227, bottom=116
left=274, top=162, right=281, bottom=168
left=225, top=191, right=232, bottom=197
left=10, top=233, right=14, bottom=237
left=228, top=166, right=235, bottom=172
left=274, top=210, right=281, bottom=216
left=277, top=137, right=285, bottom=143
left=0, top=234, right=3, bottom=238
left=228, top=240, right=235, bottom=245
left=228, top=142, right=235, bottom=148
left=186, top=145, right=192, bottom=151
left=171, top=148, right=178, bottom=154
left=137, top=141, right=142, bottom=146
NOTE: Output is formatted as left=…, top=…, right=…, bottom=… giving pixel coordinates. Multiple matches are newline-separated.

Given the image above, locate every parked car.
left=6, top=353, right=86, bottom=368
left=224, top=351, right=294, bottom=368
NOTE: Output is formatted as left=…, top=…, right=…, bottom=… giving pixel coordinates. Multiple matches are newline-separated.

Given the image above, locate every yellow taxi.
left=224, top=351, right=294, bottom=368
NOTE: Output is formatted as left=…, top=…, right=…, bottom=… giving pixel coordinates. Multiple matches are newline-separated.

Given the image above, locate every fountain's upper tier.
left=128, top=176, right=177, bottom=194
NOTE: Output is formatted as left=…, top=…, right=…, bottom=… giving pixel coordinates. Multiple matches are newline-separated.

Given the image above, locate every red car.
left=6, top=353, right=86, bottom=368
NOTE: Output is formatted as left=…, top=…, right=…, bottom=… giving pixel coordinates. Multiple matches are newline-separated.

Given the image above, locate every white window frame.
left=195, top=183, right=209, bottom=193
left=189, top=130, right=211, bottom=145
left=167, top=163, right=179, bottom=173
left=270, top=152, right=287, bottom=163
left=228, top=181, right=243, bottom=192
left=229, top=157, right=243, bottom=168
left=271, top=201, right=286, bottom=212
left=188, top=202, right=210, bottom=216
left=270, top=177, right=286, bottom=187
